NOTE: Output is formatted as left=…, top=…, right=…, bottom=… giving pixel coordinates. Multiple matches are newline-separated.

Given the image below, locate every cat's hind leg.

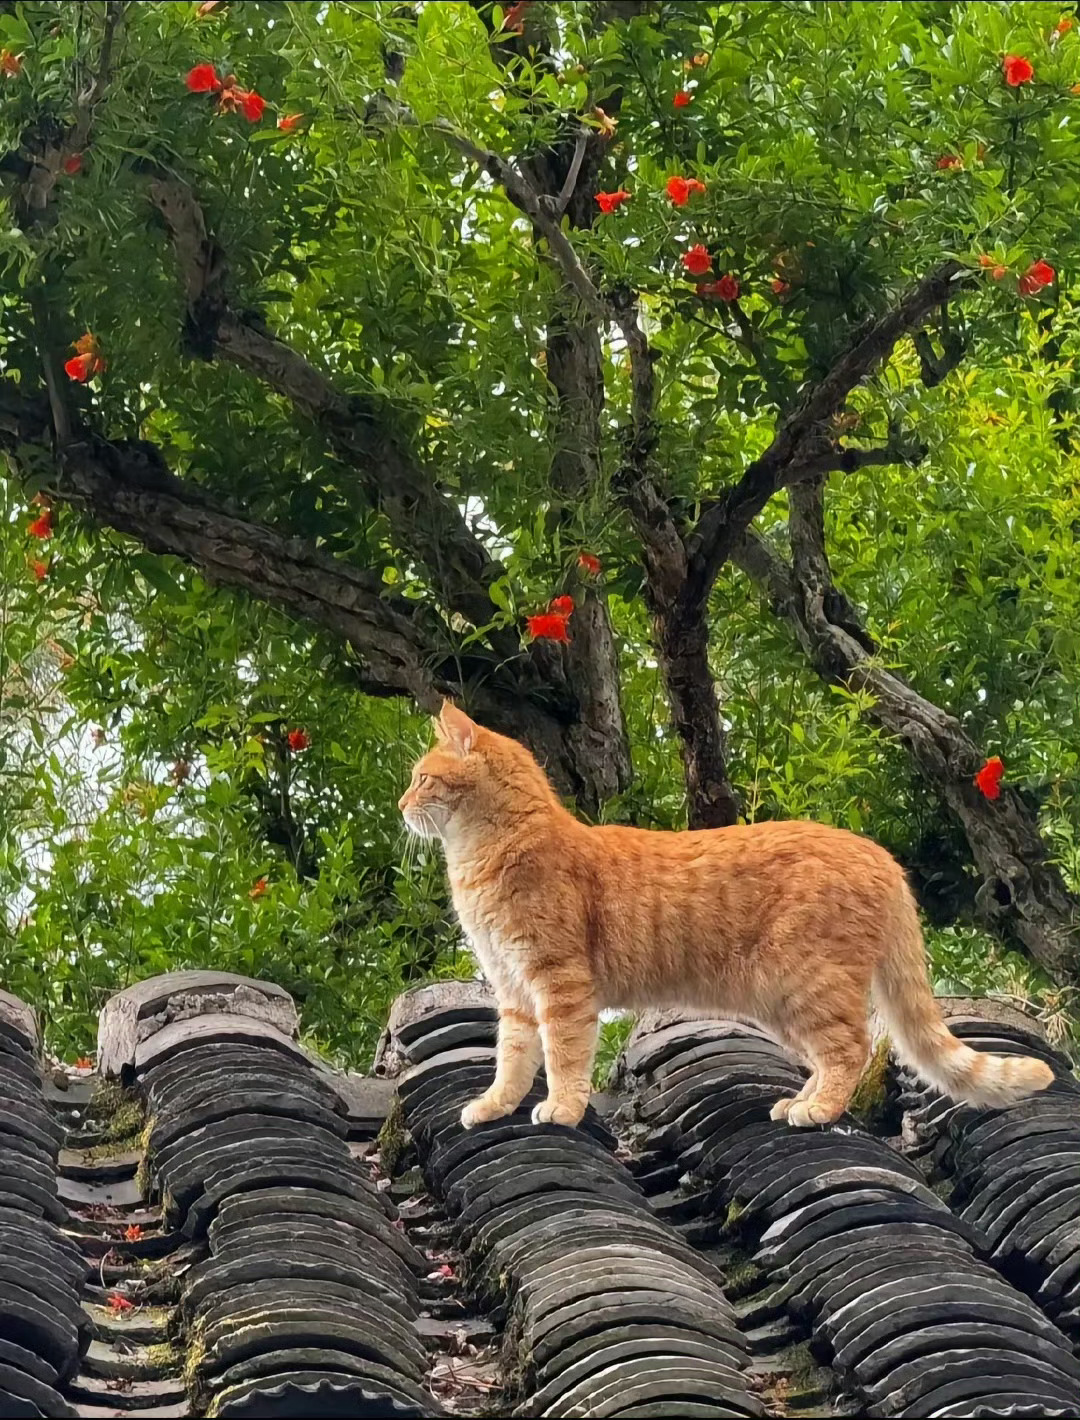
left=786, top=1021, right=869, bottom=1127
left=769, top=1071, right=817, bottom=1121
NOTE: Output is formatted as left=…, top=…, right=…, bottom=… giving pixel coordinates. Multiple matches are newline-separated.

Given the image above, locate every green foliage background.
left=1, top=0, right=1078, bottom=1063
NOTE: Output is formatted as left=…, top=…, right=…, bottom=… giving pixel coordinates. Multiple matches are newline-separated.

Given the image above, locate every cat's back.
left=582, top=815, right=902, bottom=893
left=577, top=816, right=905, bottom=1002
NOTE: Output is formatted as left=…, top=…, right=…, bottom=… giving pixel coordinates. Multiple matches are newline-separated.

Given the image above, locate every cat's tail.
left=872, top=879, right=1054, bottom=1108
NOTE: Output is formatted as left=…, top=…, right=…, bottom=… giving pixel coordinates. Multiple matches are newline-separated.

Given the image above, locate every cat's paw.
left=531, top=1097, right=585, bottom=1128
left=787, top=1098, right=838, bottom=1128
left=460, top=1093, right=512, bottom=1129
left=769, top=1095, right=796, bottom=1121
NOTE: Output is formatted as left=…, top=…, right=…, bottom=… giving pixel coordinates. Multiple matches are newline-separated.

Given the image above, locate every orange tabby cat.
left=399, top=701, right=1053, bottom=1129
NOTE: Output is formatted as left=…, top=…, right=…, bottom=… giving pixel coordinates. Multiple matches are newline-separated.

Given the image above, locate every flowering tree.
left=1, top=0, right=1078, bottom=1054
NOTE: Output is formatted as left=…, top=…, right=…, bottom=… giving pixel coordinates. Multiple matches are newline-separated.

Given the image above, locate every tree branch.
left=147, top=175, right=511, bottom=645
left=1, top=376, right=627, bottom=808
left=786, top=437, right=929, bottom=483
left=688, top=261, right=970, bottom=603
left=0, top=380, right=449, bottom=705
left=437, top=125, right=613, bottom=324
left=733, top=489, right=1080, bottom=982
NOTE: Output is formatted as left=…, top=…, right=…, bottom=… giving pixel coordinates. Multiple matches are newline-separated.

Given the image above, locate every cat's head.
left=398, top=701, right=553, bottom=841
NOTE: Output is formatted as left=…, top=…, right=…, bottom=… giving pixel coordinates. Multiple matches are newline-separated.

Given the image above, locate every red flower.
left=278, top=113, right=304, bottom=133
left=64, top=333, right=106, bottom=382
left=936, top=154, right=962, bottom=170
left=578, top=552, right=602, bottom=576
left=63, top=153, right=83, bottom=176
left=594, top=189, right=631, bottom=213
left=1057, top=17, right=1073, bottom=34
left=31, top=560, right=47, bottom=582
left=124, top=1225, right=143, bottom=1242
left=106, top=1294, right=134, bottom=1314
left=1017, top=259, right=1055, bottom=295
left=0, top=49, right=22, bottom=78
left=771, top=278, right=791, bottom=295
left=240, top=90, right=265, bottom=122
left=64, top=353, right=94, bottom=382
left=974, top=756, right=1005, bottom=800
left=249, top=877, right=268, bottom=899
left=186, top=63, right=223, bottom=93
left=287, top=728, right=310, bottom=752
left=665, top=175, right=705, bottom=205
left=502, top=0, right=530, bottom=32
left=697, top=274, right=739, bottom=301
left=1003, top=54, right=1034, bottom=86
left=673, top=90, right=693, bottom=108
left=75, top=1056, right=93, bottom=1071
left=548, top=595, right=575, bottom=617
left=197, top=0, right=226, bottom=14
left=682, top=244, right=712, bottom=276
left=526, top=613, right=571, bottom=643
left=28, top=509, right=53, bottom=539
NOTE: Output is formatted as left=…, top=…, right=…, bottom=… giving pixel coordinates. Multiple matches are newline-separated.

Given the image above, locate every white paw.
left=769, top=1096, right=795, bottom=1121
left=531, top=1097, right=586, bottom=1128
left=460, top=1094, right=510, bottom=1129
left=787, top=1099, right=835, bottom=1128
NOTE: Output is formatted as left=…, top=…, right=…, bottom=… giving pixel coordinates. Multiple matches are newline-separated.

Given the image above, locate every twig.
left=554, top=129, right=588, bottom=214
left=436, top=124, right=611, bottom=323
left=27, top=286, right=73, bottom=447
left=22, top=1, right=126, bottom=214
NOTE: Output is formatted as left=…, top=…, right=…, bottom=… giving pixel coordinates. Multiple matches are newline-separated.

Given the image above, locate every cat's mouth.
left=402, top=807, right=441, bottom=840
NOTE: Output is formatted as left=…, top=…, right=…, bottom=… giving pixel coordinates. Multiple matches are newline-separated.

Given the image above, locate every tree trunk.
left=655, top=603, right=740, bottom=829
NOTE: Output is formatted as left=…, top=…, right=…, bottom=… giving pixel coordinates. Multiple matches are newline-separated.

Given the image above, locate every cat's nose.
left=397, top=791, right=409, bottom=812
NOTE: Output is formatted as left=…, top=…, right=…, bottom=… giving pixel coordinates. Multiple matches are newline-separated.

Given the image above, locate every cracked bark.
left=734, top=483, right=1080, bottom=984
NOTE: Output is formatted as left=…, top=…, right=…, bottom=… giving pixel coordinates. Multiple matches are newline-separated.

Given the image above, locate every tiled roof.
left=0, top=973, right=1077, bottom=1418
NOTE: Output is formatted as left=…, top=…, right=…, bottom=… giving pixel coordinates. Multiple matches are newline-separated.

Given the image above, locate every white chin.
left=403, top=812, right=440, bottom=841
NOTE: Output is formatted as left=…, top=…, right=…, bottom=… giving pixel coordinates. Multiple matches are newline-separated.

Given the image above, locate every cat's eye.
left=416, top=773, right=430, bottom=787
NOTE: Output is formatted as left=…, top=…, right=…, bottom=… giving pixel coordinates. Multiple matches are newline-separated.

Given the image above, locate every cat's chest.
left=449, top=874, right=534, bottom=994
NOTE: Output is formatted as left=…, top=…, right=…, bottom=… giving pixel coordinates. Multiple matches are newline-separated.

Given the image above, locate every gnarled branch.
left=734, top=487, right=1080, bottom=982
left=147, top=175, right=510, bottom=645
left=689, top=262, right=970, bottom=604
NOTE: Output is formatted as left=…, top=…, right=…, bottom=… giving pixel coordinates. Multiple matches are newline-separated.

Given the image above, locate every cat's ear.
left=437, top=700, right=477, bottom=756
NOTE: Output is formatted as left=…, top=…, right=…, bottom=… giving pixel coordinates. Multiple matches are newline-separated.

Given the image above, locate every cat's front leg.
left=531, top=984, right=598, bottom=1128
left=460, top=1005, right=543, bottom=1128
